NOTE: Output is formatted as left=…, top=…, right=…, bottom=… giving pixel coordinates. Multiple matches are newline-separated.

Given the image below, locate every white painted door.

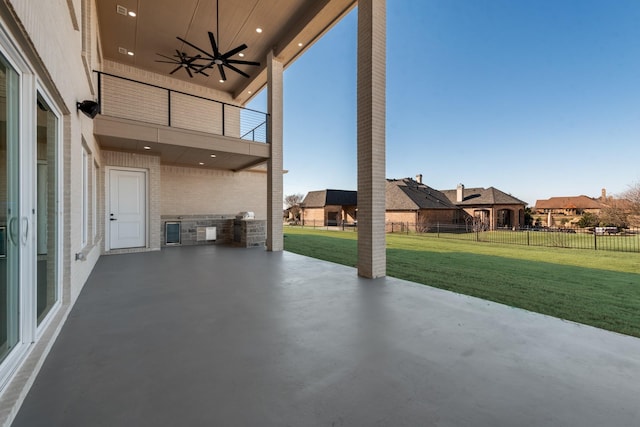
left=109, top=169, right=146, bottom=249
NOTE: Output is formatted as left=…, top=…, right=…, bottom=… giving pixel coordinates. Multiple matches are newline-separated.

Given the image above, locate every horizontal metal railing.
left=94, top=71, right=268, bottom=143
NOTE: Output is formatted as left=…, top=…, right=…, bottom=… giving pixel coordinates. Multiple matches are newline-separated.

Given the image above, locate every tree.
left=599, top=198, right=629, bottom=228
left=598, top=182, right=640, bottom=228
left=621, top=181, right=640, bottom=227
left=577, top=212, right=599, bottom=228
left=524, top=207, right=534, bottom=227
left=284, top=193, right=304, bottom=221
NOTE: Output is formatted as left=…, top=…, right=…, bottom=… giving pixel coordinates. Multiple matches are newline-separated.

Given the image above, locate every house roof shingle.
left=302, top=189, right=357, bottom=208
left=440, top=186, right=526, bottom=206
left=534, top=196, right=604, bottom=210
left=303, top=180, right=526, bottom=210
left=386, top=178, right=457, bottom=210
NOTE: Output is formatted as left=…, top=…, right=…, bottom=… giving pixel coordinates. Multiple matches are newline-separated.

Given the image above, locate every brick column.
left=357, top=0, right=386, bottom=278
left=267, top=51, right=284, bottom=251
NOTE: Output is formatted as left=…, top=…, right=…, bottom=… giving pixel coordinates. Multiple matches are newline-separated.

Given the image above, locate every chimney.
left=601, top=188, right=607, bottom=199
left=456, top=183, right=464, bottom=202
left=416, top=174, right=422, bottom=184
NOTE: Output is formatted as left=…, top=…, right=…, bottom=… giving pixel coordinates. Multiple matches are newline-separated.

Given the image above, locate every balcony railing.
left=94, top=71, right=268, bottom=143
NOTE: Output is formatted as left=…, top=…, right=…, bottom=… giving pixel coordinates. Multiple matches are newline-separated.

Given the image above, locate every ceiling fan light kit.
left=155, top=0, right=260, bottom=81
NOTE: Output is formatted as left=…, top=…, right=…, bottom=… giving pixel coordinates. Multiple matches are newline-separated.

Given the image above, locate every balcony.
left=11, top=246, right=640, bottom=426
left=93, top=71, right=270, bottom=171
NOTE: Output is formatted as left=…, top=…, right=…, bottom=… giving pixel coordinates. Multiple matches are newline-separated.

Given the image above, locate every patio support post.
left=267, top=51, right=284, bottom=251
left=357, top=0, right=386, bottom=278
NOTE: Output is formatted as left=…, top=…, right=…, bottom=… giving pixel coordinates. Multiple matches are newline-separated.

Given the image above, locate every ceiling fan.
left=155, top=50, right=208, bottom=78
left=175, top=0, right=260, bottom=81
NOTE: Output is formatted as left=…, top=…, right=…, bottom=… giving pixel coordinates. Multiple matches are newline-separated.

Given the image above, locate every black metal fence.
left=386, top=223, right=640, bottom=253
left=286, top=221, right=640, bottom=253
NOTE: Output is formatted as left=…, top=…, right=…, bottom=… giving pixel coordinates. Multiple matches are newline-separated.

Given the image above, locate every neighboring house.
left=302, top=177, right=527, bottom=230
left=534, top=195, right=605, bottom=216
left=534, top=194, right=606, bottom=227
left=440, top=183, right=527, bottom=230
left=386, top=178, right=460, bottom=230
left=0, top=1, right=389, bottom=423
left=301, top=190, right=357, bottom=226
left=534, top=189, right=638, bottom=227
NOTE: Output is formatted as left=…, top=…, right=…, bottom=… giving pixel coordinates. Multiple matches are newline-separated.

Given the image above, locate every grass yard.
left=284, top=226, right=640, bottom=337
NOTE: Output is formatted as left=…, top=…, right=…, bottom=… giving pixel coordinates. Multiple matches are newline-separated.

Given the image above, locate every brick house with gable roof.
left=385, top=178, right=461, bottom=230
left=439, top=183, right=527, bottom=230
left=301, top=190, right=358, bottom=226
left=301, top=176, right=527, bottom=230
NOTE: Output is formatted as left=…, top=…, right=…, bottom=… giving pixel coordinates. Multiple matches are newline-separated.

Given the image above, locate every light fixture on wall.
left=76, top=100, right=100, bottom=119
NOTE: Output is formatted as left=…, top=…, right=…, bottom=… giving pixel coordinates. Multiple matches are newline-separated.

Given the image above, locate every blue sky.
left=250, top=0, right=640, bottom=206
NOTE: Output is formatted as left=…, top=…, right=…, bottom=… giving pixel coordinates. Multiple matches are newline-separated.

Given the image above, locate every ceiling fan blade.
left=186, top=54, right=202, bottom=65
left=208, top=32, right=221, bottom=57
left=196, top=61, right=215, bottom=74
left=218, top=64, right=227, bottom=81
left=186, top=67, right=193, bottom=78
left=224, top=63, right=250, bottom=78
left=191, top=66, right=209, bottom=77
left=226, top=59, right=260, bottom=66
left=156, top=53, right=178, bottom=61
left=222, top=44, right=247, bottom=59
left=177, top=36, right=214, bottom=59
left=155, top=60, right=180, bottom=64
left=169, top=65, right=182, bottom=74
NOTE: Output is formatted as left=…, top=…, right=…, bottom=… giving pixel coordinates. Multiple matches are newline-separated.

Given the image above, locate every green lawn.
left=284, top=226, right=640, bottom=337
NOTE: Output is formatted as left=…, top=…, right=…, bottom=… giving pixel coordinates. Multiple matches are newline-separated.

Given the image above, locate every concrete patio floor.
left=11, top=245, right=640, bottom=426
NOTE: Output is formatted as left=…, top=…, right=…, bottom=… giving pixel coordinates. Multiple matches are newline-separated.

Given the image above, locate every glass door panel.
left=0, top=54, right=20, bottom=363
left=36, top=94, right=57, bottom=324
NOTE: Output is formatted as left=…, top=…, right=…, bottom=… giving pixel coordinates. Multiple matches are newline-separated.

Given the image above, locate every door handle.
left=110, top=218, right=117, bottom=221
left=21, top=217, right=29, bottom=245
left=7, top=217, right=17, bottom=246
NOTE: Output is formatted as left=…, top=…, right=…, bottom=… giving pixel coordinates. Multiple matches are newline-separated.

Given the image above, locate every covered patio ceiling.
left=96, top=0, right=357, bottom=103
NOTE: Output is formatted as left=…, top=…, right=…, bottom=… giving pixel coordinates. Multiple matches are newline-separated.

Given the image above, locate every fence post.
left=527, top=231, right=530, bottom=246
left=594, top=229, right=597, bottom=250
left=437, top=222, right=440, bottom=238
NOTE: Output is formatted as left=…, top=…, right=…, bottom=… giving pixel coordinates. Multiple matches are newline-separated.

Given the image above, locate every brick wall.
left=101, top=75, right=168, bottom=126
left=302, top=207, right=326, bottom=225
left=100, top=61, right=243, bottom=138
left=161, top=165, right=266, bottom=219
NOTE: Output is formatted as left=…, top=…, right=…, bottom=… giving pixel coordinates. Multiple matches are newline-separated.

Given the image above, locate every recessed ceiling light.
left=298, top=42, right=304, bottom=47
left=219, top=79, right=225, bottom=83
left=199, top=162, right=204, bottom=165
left=238, top=53, right=245, bottom=57
left=256, top=28, right=263, bottom=33
left=248, top=90, right=252, bottom=94
left=127, top=51, right=134, bottom=56
left=143, top=146, right=151, bottom=150
left=210, top=154, right=216, bottom=158
left=128, top=11, right=136, bottom=17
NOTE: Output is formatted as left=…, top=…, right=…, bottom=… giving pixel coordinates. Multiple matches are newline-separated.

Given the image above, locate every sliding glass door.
left=36, top=93, right=58, bottom=324
left=0, top=53, right=20, bottom=364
